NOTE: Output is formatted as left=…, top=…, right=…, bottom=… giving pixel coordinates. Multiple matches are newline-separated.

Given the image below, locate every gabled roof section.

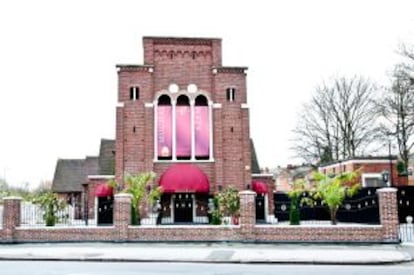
left=52, top=139, right=115, bottom=193
left=98, top=139, right=115, bottom=175
left=52, top=158, right=99, bottom=193
left=250, top=139, right=261, bottom=174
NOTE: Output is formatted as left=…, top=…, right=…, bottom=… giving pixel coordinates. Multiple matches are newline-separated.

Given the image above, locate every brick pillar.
left=377, top=188, right=399, bottom=242
left=3, top=196, right=22, bottom=243
left=113, top=193, right=132, bottom=241
left=239, top=190, right=256, bottom=238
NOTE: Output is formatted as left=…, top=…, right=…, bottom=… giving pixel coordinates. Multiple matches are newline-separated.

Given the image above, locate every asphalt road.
left=1, top=261, right=414, bottom=275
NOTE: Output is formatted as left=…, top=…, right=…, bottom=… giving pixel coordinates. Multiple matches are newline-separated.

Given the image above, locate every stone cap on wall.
left=376, top=187, right=398, bottom=193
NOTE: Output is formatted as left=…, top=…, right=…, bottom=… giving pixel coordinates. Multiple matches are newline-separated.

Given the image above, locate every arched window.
left=154, top=91, right=213, bottom=162
left=176, top=95, right=191, bottom=160
left=194, top=95, right=210, bottom=160
left=157, top=95, right=172, bottom=159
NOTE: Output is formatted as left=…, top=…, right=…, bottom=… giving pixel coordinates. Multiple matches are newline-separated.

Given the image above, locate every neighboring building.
left=407, top=154, right=414, bottom=186
left=52, top=139, right=115, bottom=220
left=273, top=164, right=315, bottom=192
left=318, top=156, right=408, bottom=187
left=52, top=37, right=274, bottom=224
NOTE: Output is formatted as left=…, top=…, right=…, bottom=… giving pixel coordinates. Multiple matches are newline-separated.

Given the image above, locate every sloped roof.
left=98, top=139, right=115, bottom=175
left=52, top=158, right=99, bottom=192
left=52, top=139, right=114, bottom=193
left=250, top=139, right=261, bottom=174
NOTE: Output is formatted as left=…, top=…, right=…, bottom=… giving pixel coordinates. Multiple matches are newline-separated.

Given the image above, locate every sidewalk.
left=0, top=242, right=412, bottom=264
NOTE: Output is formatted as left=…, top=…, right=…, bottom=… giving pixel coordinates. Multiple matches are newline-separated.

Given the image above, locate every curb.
left=0, top=254, right=411, bottom=265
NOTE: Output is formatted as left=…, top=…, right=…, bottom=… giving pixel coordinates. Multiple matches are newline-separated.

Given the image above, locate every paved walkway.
left=0, top=242, right=412, bottom=264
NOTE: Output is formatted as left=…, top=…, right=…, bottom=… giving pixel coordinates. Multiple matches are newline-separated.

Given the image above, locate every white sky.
left=0, top=0, right=413, bottom=188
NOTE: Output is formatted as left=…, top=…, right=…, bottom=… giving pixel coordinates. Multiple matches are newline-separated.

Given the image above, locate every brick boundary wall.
left=0, top=188, right=399, bottom=243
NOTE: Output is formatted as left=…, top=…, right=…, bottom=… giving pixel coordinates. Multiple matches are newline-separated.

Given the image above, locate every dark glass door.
left=256, top=194, right=265, bottom=221
left=97, top=196, right=113, bottom=225
left=174, top=193, right=193, bottom=223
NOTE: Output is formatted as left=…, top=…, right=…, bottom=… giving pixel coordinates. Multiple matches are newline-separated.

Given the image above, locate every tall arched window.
left=154, top=90, right=213, bottom=162
left=176, top=95, right=191, bottom=160
left=157, top=95, right=172, bottom=160
left=194, top=95, right=210, bottom=160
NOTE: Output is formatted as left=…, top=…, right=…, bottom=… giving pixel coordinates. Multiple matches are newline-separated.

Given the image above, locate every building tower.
left=115, top=37, right=252, bottom=223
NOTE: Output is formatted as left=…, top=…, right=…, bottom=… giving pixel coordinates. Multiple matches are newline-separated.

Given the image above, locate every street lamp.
left=388, top=141, right=393, bottom=186
left=381, top=170, right=389, bottom=186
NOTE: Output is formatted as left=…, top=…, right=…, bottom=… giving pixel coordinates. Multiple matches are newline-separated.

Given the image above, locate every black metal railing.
left=274, top=187, right=380, bottom=224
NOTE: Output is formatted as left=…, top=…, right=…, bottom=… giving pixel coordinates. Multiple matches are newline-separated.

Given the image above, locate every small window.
left=364, top=177, right=386, bottom=187
left=129, top=87, right=139, bottom=101
left=226, top=88, right=235, bottom=102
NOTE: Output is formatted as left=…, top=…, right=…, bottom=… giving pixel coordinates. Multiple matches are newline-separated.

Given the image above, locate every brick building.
left=318, top=157, right=408, bottom=187
left=53, top=36, right=274, bottom=224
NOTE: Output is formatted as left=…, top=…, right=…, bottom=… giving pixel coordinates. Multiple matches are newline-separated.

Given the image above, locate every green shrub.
left=289, top=196, right=300, bottom=225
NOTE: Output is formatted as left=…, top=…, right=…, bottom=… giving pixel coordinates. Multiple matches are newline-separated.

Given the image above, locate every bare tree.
left=377, top=61, right=414, bottom=172
left=292, top=76, right=379, bottom=164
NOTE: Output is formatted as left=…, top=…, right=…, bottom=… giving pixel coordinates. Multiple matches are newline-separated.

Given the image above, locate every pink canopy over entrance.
left=159, top=164, right=209, bottom=193
left=252, top=181, right=268, bottom=194
left=95, top=184, right=114, bottom=197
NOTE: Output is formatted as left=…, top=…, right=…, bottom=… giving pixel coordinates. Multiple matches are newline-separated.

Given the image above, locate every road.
left=1, top=261, right=414, bottom=275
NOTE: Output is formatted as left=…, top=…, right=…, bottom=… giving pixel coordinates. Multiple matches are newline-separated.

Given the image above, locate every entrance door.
left=256, top=194, right=265, bottom=222
left=174, top=193, right=193, bottom=223
left=97, top=196, right=113, bottom=225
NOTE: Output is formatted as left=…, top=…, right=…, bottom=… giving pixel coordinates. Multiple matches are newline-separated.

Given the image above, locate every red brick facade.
left=319, top=158, right=408, bottom=187
left=115, top=37, right=251, bottom=192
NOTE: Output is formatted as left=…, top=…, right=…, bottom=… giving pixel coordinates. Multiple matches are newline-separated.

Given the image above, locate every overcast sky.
left=0, top=0, right=413, bottom=187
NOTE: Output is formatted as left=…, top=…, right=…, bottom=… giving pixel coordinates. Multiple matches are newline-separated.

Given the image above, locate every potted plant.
left=217, top=186, right=240, bottom=225
left=33, top=192, right=66, bottom=226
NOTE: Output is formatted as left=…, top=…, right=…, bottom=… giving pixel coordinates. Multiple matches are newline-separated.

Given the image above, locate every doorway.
left=174, top=193, right=193, bottom=223
left=97, top=196, right=113, bottom=225
left=256, top=193, right=266, bottom=222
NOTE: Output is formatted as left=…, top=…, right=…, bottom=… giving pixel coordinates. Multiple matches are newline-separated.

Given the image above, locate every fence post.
left=377, top=188, right=399, bottom=243
left=113, top=193, right=132, bottom=242
left=239, top=190, right=256, bottom=239
left=2, top=196, right=22, bottom=243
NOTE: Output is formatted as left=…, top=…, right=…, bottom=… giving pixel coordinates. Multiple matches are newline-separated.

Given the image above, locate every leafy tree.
left=311, top=171, right=361, bottom=225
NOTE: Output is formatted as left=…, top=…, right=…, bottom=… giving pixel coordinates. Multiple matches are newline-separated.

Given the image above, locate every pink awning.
left=95, top=184, right=113, bottom=197
left=252, top=181, right=268, bottom=194
left=159, top=164, right=209, bottom=193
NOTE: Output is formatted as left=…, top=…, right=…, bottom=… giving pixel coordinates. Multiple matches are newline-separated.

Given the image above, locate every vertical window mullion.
left=190, top=99, right=195, bottom=161
left=172, top=99, right=177, bottom=160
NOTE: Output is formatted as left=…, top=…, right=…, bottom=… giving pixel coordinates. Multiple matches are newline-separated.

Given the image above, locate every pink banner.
left=157, top=106, right=172, bottom=157
left=195, top=106, right=210, bottom=157
left=176, top=106, right=191, bottom=157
